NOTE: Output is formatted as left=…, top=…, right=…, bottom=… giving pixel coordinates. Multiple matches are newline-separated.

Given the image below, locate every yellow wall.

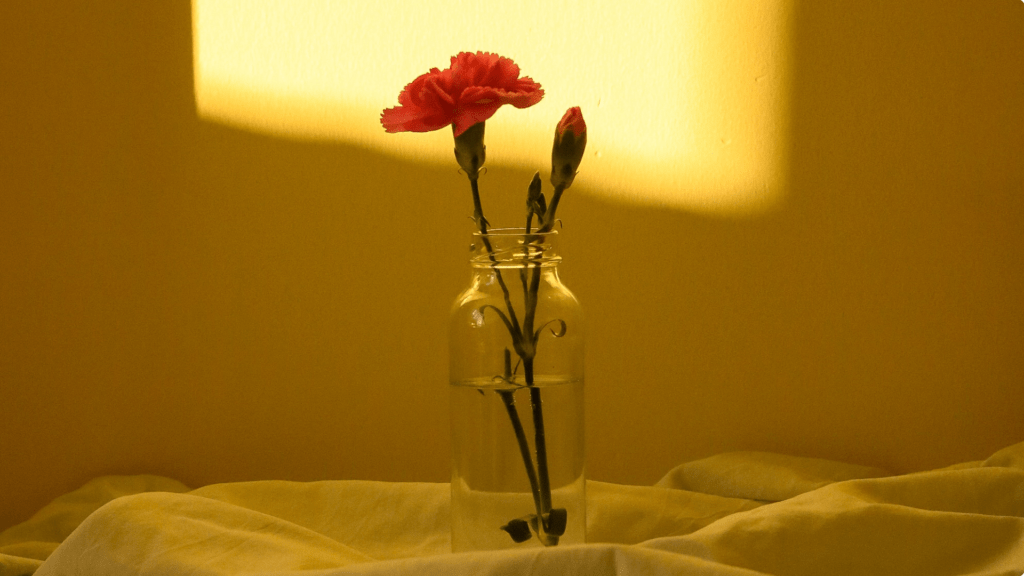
left=191, top=0, right=792, bottom=214
left=2, top=1, right=1022, bottom=531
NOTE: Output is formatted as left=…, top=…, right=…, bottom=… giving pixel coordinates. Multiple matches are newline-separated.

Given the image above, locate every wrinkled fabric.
left=2, top=442, right=1022, bottom=576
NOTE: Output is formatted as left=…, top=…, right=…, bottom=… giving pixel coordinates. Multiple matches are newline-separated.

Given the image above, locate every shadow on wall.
left=1, top=1, right=1022, bottom=531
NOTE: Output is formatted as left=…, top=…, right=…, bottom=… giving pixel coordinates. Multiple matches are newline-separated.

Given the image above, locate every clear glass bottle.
left=449, top=228, right=585, bottom=552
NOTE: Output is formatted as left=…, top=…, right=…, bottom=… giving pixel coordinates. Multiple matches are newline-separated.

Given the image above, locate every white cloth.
left=3, top=442, right=1023, bottom=576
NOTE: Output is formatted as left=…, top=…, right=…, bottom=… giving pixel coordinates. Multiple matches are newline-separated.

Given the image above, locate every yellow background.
left=2, top=1, right=1022, bottom=531
left=191, top=0, right=791, bottom=213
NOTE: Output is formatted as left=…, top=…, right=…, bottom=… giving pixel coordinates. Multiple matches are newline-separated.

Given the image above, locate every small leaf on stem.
left=546, top=508, right=568, bottom=536
left=535, top=319, right=568, bottom=340
left=501, top=518, right=533, bottom=543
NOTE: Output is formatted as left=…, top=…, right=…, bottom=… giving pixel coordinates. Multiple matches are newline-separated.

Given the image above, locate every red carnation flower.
left=381, top=51, right=544, bottom=137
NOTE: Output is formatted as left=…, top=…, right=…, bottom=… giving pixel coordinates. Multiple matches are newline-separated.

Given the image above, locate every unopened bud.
left=526, top=172, right=546, bottom=217
left=550, top=107, right=586, bottom=189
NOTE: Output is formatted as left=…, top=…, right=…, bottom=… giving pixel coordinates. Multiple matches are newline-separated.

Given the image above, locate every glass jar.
left=449, top=228, right=585, bottom=552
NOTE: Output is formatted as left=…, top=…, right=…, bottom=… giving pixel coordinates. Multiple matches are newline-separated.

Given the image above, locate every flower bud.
left=454, top=122, right=487, bottom=180
left=550, top=107, right=587, bottom=189
left=526, top=171, right=546, bottom=218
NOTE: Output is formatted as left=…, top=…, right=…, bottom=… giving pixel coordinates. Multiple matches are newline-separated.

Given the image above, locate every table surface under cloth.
left=2, top=442, right=1023, bottom=576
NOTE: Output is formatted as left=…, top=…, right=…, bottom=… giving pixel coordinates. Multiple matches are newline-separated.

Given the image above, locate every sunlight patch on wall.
left=192, top=0, right=791, bottom=215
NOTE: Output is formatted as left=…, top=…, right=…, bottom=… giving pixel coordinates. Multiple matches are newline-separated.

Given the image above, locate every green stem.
left=497, top=390, right=544, bottom=518
left=471, top=178, right=525, bottom=348
left=523, top=206, right=555, bottom=533
left=524, top=358, right=553, bottom=519
left=521, top=211, right=534, bottom=294
left=521, top=229, right=557, bottom=536
left=523, top=252, right=543, bottom=339
left=466, top=174, right=551, bottom=537
left=465, top=174, right=562, bottom=544
left=538, top=184, right=567, bottom=233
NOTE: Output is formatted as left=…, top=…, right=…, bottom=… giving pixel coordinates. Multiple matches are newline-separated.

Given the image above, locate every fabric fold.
left=2, top=441, right=1022, bottom=576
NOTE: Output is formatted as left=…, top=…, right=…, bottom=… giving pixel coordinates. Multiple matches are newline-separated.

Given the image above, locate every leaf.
left=534, top=319, right=568, bottom=340
left=546, top=508, right=567, bottom=536
left=478, top=304, right=516, bottom=339
left=501, top=518, right=533, bottom=543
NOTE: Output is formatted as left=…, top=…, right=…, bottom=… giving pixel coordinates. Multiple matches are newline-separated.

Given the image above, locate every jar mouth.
left=469, top=228, right=561, bottom=268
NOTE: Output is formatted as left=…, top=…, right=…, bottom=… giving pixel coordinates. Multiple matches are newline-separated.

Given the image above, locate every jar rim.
left=472, top=227, right=559, bottom=238
left=469, top=228, right=561, bottom=267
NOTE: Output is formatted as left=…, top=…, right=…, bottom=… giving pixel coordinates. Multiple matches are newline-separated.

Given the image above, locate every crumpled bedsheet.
left=2, top=442, right=1022, bottom=576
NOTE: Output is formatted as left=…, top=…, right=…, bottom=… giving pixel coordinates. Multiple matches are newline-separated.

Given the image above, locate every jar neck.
left=469, top=228, right=561, bottom=270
